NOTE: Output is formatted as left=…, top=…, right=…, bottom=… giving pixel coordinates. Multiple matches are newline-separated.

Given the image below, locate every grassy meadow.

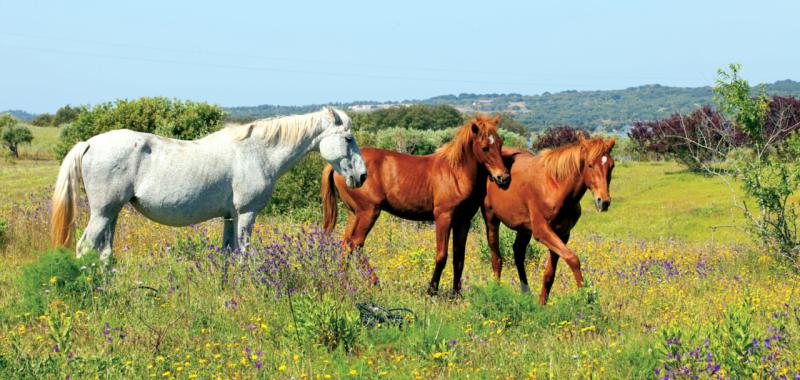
left=1, top=145, right=799, bottom=378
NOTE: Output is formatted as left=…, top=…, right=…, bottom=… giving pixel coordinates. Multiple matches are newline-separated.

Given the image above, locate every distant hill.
left=224, top=80, right=800, bottom=132
left=0, top=110, right=36, bottom=122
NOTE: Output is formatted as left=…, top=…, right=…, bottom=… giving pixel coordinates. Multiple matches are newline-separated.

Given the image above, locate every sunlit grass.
left=0, top=160, right=798, bottom=379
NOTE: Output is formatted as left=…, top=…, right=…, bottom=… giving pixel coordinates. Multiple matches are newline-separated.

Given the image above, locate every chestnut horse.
left=482, top=136, right=616, bottom=305
left=322, top=115, right=510, bottom=294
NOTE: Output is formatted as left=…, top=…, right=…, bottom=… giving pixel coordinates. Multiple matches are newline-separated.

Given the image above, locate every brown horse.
left=322, top=115, right=510, bottom=294
left=482, top=136, right=616, bottom=305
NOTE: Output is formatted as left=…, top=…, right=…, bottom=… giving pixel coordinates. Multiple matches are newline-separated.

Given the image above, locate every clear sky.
left=1, top=0, right=799, bottom=113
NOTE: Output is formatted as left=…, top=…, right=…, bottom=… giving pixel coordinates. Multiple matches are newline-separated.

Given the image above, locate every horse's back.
left=82, top=129, right=234, bottom=225
left=335, top=147, right=437, bottom=219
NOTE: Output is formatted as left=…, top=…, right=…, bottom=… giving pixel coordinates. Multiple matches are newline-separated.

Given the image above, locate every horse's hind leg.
left=428, top=210, right=453, bottom=295
left=539, top=250, right=560, bottom=305
left=482, top=206, right=503, bottom=281
left=348, top=208, right=380, bottom=285
left=221, top=217, right=237, bottom=251
left=513, top=231, right=532, bottom=293
left=78, top=207, right=122, bottom=263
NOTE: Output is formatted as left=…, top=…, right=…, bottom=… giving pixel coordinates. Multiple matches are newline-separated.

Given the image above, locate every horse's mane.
left=538, top=138, right=609, bottom=181
left=224, top=108, right=349, bottom=146
left=437, top=115, right=498, bottom=167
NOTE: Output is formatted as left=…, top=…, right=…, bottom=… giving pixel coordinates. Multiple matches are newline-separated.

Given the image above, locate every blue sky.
left=1, top=0, right=798, bottom=113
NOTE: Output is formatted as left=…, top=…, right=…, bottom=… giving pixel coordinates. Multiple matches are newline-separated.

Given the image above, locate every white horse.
left=51, top=107, right=367, bottom=260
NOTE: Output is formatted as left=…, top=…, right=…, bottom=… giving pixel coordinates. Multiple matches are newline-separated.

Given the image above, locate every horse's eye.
left=588, top=164, right=593, bottom=168
left=482, top=146, right=490, bottom=152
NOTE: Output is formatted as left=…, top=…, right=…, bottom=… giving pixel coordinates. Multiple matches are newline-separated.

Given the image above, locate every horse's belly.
left=130, top=195, right=229, bottom=226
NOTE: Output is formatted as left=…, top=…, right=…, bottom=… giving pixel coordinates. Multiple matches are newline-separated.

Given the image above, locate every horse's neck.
left=446, top=153, right=480, bottom=187
left=560, top=174, right=588, bottom=207
left=269, top=139, right=319, bottom=177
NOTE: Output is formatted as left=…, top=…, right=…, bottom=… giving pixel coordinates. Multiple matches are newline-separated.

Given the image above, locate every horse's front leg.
left=428, top=210, right=453, bottom=295
left=451, top=219, right=471, bottom=295
left=235, top=211, right=258, bottom=249
left=531, top=219, right=583, bottom=305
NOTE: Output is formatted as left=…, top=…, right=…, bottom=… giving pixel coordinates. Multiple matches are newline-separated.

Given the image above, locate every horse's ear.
left=578, top=133, right=587, bottom=143
left=492, top=114, right=501, bottom=124
left=327, top=107, right=342, bottom=126
left=606, top=136, right=617, bottom=151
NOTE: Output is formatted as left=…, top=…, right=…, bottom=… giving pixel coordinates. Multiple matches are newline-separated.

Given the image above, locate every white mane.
left=223, top=107, right=351, bottom=146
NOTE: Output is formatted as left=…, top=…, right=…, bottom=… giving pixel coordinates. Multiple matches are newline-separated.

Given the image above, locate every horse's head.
left=318, top=107, right=367, bottom=188
left=580, top=136, right=616, bottom=212
left=469, top=114, right=510, bottom=187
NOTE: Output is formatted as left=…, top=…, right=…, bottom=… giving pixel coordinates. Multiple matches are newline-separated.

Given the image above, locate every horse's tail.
left=321, top=164, right=338, bottom=234
left=51, top=142, right=90, bottom=248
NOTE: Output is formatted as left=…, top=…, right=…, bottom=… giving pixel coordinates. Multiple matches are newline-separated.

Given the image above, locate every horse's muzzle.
left=493, top=173, right=511, bottom=188
left=595, top=198, right=610, bottom=212
left=350, top=172, right=367, bottom=188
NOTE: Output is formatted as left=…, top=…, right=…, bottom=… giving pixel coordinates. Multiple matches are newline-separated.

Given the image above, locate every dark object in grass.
left=356, top=302, right=416, bottom=328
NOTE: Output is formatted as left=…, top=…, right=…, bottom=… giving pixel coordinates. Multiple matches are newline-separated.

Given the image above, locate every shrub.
left=628, top=106, right=739, bottom=171
left=532, top=125, right=589, bottom=151
left=17, top=249, right=106, bottom=314
left=55, top=97, right=225, bottom=159
left=294, top=292, right=361, bottom=353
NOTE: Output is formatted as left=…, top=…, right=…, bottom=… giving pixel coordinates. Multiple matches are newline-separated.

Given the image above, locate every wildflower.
left=49, top=276, right=58, bottom=285
left=278, top=364, right=287, bottom=371
left=349, top=369, right=358, bottom=375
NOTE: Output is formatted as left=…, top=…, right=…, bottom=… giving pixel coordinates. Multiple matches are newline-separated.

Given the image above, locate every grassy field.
left=0, top=157, right=798, bottom=379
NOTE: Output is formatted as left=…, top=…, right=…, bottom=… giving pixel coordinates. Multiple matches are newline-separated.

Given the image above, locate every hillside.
left=224, top=80, right=800, bottom=132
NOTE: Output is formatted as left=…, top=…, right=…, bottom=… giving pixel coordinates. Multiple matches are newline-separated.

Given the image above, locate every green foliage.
left=715, top=64, right=771, bottom=150
left=739, top=159, right=800, bottom=258
left=294, top=293, right=362, bottom=353
left=0, top=116, right=33, bottom=158
left=31, top=114, right=54, bottom=127
left=53, top=105, right=82, bottom=126
left=17, top=249, right=106, bottom=315
left=714, top=65, right=800, bottom=261
left=350, top=104, right=463, bottom=132
left=55, top=97, right=225, bottom=159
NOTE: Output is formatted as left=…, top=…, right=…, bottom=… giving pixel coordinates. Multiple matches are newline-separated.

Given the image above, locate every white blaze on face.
left=488, top=135, right=495, bottom=145
left=601, top=155, right=607, bottom=166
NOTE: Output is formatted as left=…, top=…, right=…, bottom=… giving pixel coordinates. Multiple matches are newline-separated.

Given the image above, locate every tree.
left=56, top=97, right=225, bottom=159
left=1, top=122, right=33, bottom=158
left=32, top=113, right=55, bottom=127
left=53, top=105, right=82, bottom=126
left=532, top=125, right=589, bottom=151
left=350, top=104, right=463, bottom=132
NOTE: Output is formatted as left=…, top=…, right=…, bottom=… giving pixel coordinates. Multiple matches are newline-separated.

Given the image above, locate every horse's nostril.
left=360, top=173, right=367, bottom=184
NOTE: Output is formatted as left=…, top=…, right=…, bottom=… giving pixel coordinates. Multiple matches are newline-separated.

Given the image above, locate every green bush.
left=17, top=249, right=106, bottom=314
left=294, top=293, right=361, bottom=353
left=55, top=97, right=225, bottom=159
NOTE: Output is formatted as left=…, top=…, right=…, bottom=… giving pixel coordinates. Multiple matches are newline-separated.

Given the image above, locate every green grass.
left=576, top=160, right=747, bottom=244
left=0, top=159, right=797, bottom=379
left=15, top=124, right=60, bottom=160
